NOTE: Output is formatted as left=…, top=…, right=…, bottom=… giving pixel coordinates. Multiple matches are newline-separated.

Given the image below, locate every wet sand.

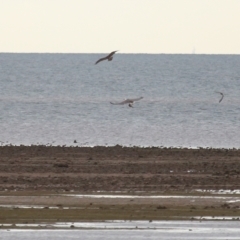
left=0, top=146, right=240, bottom=223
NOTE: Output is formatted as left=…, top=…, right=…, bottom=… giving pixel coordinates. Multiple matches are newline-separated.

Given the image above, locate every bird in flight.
left=110, top=97, right=143, bottom=107
left=95, top=51, right=118, bottom=65
left=215, top=91, right=224, bottom=103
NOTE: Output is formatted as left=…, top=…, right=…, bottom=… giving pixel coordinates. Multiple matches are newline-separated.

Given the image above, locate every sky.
left=0, top=0, right=240, bottom=54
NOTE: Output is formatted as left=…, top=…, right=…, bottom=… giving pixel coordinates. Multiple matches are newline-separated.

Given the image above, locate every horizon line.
left=0, top=52, right=240, bottom=55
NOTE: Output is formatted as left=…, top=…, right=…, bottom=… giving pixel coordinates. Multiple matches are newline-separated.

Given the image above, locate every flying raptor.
left=110, top=97, right=143, bottom=108
left=95, top=51, right=118, bottom=65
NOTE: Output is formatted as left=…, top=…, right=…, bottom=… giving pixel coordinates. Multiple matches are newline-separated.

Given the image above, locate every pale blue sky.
left=0, top=0, right=240, bottom=54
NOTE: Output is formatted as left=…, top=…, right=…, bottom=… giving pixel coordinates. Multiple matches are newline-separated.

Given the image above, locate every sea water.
left=1, top=221, right=240, bottom=240
left=0, top=53, right=239, bottom=148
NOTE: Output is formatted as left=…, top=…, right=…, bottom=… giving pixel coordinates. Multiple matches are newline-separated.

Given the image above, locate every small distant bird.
left=95, top=51, right=118, bottom=65
left=215, top=91, right=224, bottom=103
left=110, top=97, right=143, bottom=107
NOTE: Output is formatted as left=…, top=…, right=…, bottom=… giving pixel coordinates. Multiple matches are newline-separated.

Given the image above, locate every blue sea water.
left=0, top=53, right=239, bottom=148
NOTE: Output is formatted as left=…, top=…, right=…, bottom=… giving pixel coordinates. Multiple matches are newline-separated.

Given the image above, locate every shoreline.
left=0, top=146, right=240, bottom=224
left=1, top=145, right=240, bottom=192
left=1, top=144, right=240, bottom=149
left=0, top=191, right=240, bottom=224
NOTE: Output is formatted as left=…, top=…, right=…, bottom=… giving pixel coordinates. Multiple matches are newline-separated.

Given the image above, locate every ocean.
left=1, top=221, right=240, bottom=240
left=0, top=53, right=239, bottom=148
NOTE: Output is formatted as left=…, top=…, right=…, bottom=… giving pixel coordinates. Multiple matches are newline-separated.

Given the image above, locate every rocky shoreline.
left=0, top=146, right=240, bottom=223
left=0, top=146, right=240, bottom=192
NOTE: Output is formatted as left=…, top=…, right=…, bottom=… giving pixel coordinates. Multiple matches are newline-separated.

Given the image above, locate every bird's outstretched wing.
left=107, top=50, right=118, bottom=58
left=110, top=101, right=126, bottom=105
left=219, top=95, right=224, bottom=103
left=215, top=91, right=224, bottom=103
left=110, top=97, right=143, bottom=105
left=95, top=50, right=118, bottom=64
left=95, top=57, right=107, bottom=65
left=127, top=97, right=143, bottom=102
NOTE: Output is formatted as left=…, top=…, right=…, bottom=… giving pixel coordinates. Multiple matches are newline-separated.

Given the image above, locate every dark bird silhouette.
left=110, top=97, right=143, bottom=107
left=215, top=91, right=224, bottom=103
left=95, top=51, right=118, bottom=65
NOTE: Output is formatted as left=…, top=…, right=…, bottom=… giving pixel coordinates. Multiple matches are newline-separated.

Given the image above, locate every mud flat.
left=0, top=146, right=240, bottom=224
